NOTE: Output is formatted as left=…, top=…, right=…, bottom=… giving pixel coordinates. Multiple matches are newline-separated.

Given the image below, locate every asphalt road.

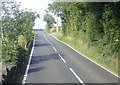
left=25, top=30, right=119, bottom=84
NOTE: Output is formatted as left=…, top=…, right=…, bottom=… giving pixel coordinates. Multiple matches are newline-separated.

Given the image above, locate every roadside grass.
left=52, top=32, right=118, bottom=75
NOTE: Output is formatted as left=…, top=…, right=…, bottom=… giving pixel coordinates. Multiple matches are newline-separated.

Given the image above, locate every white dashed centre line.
left=52, top=46, right=57, bottom=51
left=42, top=32, right=52, bottom=45
left=58, top=54, right=66, bottom=63
left=69, top=68, right=85, bottom=85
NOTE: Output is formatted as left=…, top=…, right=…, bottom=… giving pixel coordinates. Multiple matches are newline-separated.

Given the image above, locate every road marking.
left=52, top=46, right=57, bottom=51
left=22, top=74, right=27, bottom=84
left=42, top=32, right=52, bottom=46
left=49, top=42, right=52, bottom=45
left=49, top=33, right=120, bottom=78
left=69, top=68, right=85, bottom=85
left=58, top=54, right=66, bottom=63
left=45, top=35, right=52, bottom=45
left=22, top=35, right=35, bottom=85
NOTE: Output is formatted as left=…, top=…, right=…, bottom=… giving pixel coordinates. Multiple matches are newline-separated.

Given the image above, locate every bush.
left=50, top=28, right=56, bottom=33
left=17, top=35, right=27, bottom=49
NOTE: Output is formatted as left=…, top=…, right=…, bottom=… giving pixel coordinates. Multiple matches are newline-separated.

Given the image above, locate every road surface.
left=24, top=30, right=119, bottom=84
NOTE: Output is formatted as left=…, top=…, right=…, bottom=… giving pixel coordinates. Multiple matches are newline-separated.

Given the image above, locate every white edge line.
left=58, top=54, right=66, bottom=63
left=47, top=32, right=120, bottom=78
left=52, top=46, right=57, bottom=51
left=22, top=35, right=35, bottom=85
left=69, top=68, right=85, bottom=84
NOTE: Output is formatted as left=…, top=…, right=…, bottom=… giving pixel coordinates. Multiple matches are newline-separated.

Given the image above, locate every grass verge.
left=52, top=32, right=118, bottom=75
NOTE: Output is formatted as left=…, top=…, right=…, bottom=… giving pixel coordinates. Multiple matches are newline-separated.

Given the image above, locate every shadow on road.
left=30, top=53, right=61, bottom=65
left=28, top=67, right=45, bottom=74
left=34, top=43, right=50, bottom=47
left=27, top=53, right=62, bottom=74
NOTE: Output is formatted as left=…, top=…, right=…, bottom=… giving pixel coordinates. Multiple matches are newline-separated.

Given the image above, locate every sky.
left=16, top=0, right=53, bottom=29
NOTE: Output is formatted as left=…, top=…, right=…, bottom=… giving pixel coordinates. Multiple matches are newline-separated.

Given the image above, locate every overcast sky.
left=16, top=0, right=53, bottom=29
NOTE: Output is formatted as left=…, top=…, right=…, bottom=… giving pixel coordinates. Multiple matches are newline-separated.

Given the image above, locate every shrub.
left=17, top=35, right=27, bottom=49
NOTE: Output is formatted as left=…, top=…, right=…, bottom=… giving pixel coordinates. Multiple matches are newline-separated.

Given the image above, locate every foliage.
left=17, top=35, right=27, bottom=49
left=50, top=27, right=56, bottom=33
left=48, top=2, right=120, bottom=71
left=43, top=13, right=55, bottom=29
left=2, top=1, right=37, bottom=64
left=0, top=35, right=1, bottom=61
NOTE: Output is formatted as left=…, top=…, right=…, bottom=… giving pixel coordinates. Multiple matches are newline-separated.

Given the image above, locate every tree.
left=43, top=13, right=55, bottom=29
left=2, top=1, right=37, bottom=64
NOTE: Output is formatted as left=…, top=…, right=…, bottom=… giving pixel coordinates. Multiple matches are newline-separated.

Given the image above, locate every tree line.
left=47, top=2, right=120, bottom=71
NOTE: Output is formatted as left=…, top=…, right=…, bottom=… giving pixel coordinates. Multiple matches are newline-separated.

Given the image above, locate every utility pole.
left=56, top=16, right=59, bottom=33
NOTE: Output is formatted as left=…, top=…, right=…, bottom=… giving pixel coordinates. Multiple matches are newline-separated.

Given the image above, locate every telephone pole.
left=56, top=16, right=59, bottom=33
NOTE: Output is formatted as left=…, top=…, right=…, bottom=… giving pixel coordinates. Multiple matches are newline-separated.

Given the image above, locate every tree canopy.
left=43, top=13, right=56, bottom=29
left=48, top=2, right=120, bottom=60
